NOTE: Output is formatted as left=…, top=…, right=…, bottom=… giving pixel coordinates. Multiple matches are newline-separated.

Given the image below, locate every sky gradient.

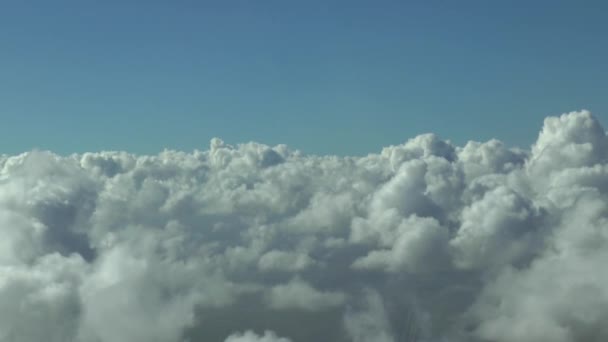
left=1, top=0, right=607, bottom=155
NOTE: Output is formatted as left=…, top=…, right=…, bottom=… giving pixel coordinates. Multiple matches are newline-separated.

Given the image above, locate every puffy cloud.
left=0, top=253, right=86, bottom=342
left=528, top=110, right=608, bottom=180
left=224, top=330, right=292, bottom=342
left=352, top=215, right=449, bottom=273
left=258, top=250, right=316, bottom=272
left=266, top=278, right=346, bottom=311
left=1, top=110, right=607, bottom=341
left=469, top=189, right=608, bottom=342
left=450, top=186, right=545, bottom=270
left=343, top=290, right=395, bottom=342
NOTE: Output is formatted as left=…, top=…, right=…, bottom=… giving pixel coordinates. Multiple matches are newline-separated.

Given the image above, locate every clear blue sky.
left=1, top=1, right=607, bottom=155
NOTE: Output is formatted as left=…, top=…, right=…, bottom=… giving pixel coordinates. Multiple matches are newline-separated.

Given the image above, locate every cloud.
left=343, top=290, right=395, bottom=342
left=0, top=110, right=606, bottom=341
left=224, top=330, right=292, bottom=342
left=258, top=250, right=316, bottom=272
left=352, top=215, right=449, bottom=273
left=449, top=186, right=545, bottom=270
left=265, top=277, right=346, bottom=311
left=468, top=189, right=608, bottom=342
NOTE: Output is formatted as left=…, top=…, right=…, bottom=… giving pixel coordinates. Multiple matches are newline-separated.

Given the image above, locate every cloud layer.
left=2, top=110, right=607, bottom=341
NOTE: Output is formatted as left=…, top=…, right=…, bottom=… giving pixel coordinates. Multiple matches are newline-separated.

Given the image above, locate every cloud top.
left=1, top=110, right=607, bottom=342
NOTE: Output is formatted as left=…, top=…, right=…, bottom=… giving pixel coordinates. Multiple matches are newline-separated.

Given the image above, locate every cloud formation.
left=1, top=110, right=607, bottom=341
left=224, top=330, right=292, bottom=342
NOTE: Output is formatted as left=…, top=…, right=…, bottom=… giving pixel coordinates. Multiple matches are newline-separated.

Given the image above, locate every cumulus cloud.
left=258, top=250, right=316, bottom=272
left=1, top=110, right=607, bottom=341
left=224, top=330, right=292, bottom=342
left=343, top=290, right=395, bottom=342
left=265, top=277, right=346, bottom=311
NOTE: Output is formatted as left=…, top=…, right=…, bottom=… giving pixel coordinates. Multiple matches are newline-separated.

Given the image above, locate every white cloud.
left=0, top=110, right=606, bottom=341
left=258, top=250, right=316, bottom=272
left=343, top=290, right=395, bottom=342
left=266, top=278, right=346, bottom=311
left=224, top=330, right=292, bottom=342
left=449, top=186, right=544, bottom=270
left=352, top=215, right=449, bottom=273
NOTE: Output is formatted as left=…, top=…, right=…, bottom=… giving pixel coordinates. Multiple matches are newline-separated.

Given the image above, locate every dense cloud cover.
left=2, top=111, right=608, bottom=341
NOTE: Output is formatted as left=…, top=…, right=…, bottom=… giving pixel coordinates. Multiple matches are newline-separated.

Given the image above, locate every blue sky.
left=1, top=1, right=607, bottom=155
